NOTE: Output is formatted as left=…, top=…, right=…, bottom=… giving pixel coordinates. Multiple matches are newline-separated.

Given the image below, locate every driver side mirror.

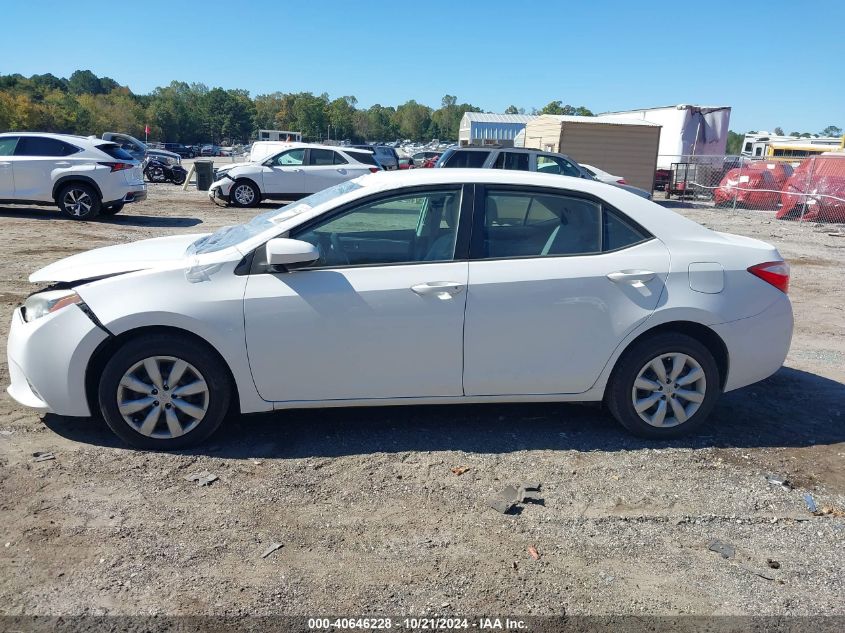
left=264, top=238, right=319, bottom=270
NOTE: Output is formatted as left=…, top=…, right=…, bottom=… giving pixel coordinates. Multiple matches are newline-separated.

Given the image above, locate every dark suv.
left=436, top=147, right=651, bottom=199
left=162, top=143, right=196, bottom=158
left=350, top=144, right=400, bottom=170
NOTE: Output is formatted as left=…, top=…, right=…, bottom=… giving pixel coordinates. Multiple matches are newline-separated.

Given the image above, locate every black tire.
left=145, top=165, right=167, bottom=183
left=97, top=334, right=232, bottom=450
left=605, top=332, right=721, bottom=439
left=229, top=179, right=260, bottom=208
left=101, top=203, right=125, bottom=216
left=57, top=182, right=101, bottom=220
left=171, top=172, right=186, bottom=186
left=188, top=152, right=195, bottom=159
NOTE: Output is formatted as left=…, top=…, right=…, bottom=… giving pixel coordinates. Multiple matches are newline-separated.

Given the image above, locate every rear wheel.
left=230, top=179, right=259, bottom=208
left=606, top=332, right=720, bottom=439
left=101, top=203, right=125, bottom=216
left=57, top=183, right=101, bottom=220
left=98, top=334, right=231, bottom=450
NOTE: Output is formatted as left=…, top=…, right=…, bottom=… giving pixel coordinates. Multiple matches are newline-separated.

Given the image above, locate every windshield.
left=187, top=180, right=364, bottom=255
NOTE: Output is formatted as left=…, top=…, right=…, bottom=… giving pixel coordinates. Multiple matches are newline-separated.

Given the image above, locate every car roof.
left=0, top=131, right=115, bottom=150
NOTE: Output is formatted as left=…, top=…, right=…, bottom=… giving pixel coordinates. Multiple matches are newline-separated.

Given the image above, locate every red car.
left=778, top=156, right=845, bottom=222
left=397, top=157, right=415, bottom=170
left=714, top=168, right=780, bottom=209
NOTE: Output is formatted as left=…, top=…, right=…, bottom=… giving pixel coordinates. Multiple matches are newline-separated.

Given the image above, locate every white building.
left=458, top=113, right=537, bottom=147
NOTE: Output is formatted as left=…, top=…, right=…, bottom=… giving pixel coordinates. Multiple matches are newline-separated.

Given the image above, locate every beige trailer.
left=521, top=115, right=661, bottom=191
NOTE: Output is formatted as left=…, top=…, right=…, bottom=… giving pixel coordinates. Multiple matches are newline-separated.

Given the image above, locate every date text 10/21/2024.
left=307, top=617, right=528, bottom=630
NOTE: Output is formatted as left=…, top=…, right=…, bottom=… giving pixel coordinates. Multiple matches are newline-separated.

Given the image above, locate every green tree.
left=429, top=95, right=481, bottom=140
left=539, top=101, right=593, bottom=116
left=393, top=100, right=433, bottom=141
left=773, top=127, right=784, bottom=136
left=325, top=96, right=357, bottom=140
left=821, top=125, right=843, bottom=137
left=725, top=130, right=744, bottom=155
left=67, top=70, right=104, bottom=95
left=504, top=105, right=519, bottom=114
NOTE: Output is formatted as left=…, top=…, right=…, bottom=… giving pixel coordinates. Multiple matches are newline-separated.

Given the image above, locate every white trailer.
left=600, top=105, right=731, bottom=169
left=257, top=129, right=302, bottom=142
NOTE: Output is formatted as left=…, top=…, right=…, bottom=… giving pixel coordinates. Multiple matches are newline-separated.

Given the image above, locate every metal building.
left=458, top=113, right=537, bottom=147
left=522, top=115, right=662, bottom=191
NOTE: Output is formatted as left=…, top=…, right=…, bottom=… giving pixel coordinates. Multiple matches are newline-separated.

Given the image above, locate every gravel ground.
left=0, top=179, right=843, bottom=618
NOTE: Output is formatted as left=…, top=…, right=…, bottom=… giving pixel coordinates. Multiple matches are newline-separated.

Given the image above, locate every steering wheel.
left=329, top=232, right=350, bottom=265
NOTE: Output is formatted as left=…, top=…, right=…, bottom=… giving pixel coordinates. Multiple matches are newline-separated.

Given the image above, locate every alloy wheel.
left=631, top=352, right=706, bottom=428
left=233, top=183, right=255, bottom=205
left=116, top=356, right=209, bottom=439
left=63, top=188, right=93, bottom=217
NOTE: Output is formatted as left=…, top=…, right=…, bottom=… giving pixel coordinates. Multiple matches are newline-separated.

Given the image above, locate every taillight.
left=98, top=162, right=134, bottom=172
left=616, top=178, right=627, bottom=185
left=369, top=167, right=380, bottom=173
left=748, top=261, right=790, bottom=293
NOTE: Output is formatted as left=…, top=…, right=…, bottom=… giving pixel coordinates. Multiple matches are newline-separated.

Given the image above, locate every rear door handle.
left=55, top=161, right=71, bottom=167
left=607, top=270, right=656, bottom=287
left=411, top=281, right=465, bottom=299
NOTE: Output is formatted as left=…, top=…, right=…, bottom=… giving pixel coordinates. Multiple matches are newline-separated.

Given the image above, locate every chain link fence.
left=654, top=153, right=845, bottom=225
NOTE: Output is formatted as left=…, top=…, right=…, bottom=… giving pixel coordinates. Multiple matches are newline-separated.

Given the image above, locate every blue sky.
left=1, top=0, right=843, bottom=133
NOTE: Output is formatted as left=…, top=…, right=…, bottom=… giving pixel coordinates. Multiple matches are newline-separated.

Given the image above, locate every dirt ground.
left=0, top=178, right=843, bottom=619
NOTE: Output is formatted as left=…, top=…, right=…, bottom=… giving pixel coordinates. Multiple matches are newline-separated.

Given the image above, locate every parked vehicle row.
left=0, top=132, right=146, bottom=220
left=7, top=169, right=793, bottom=449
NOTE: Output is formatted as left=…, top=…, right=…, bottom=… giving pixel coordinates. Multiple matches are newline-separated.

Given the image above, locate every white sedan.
left=580, top=163, right=628, bottom=185
left=7, top=170, right=793, bottom=449
left=209, top=143, right=381, bottom=207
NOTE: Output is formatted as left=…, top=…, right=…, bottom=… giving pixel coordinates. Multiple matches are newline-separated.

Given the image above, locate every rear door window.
left=492, top=152, right=530, bottom=171
left=443, top=150, right=490, bottom=168
left=309, top=149, right=336, bottom=166
left=15, top=137, right=80, bottom=157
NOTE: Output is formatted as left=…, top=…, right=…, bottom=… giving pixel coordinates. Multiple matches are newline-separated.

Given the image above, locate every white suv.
left=0, top=133, right=146, bottom=220
left=209, top=143, right=381, bottom=207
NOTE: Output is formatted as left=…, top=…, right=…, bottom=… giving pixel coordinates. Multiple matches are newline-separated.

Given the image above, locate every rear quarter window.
left=97, top=144, right=135, bottom=161
left=602, top=207, right=651, bottom=251
left=345, top=151, right=378, bottom=166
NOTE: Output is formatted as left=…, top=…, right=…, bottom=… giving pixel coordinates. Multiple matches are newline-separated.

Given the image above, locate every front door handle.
left=607, top=270, right=656, bottom=287
left=411, top=281, right=465, bottom=299
left=54, top=161, right=71, bottom=167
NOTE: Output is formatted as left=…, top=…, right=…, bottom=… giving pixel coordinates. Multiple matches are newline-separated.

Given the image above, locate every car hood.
left=217, top=161, right=254, bottom=173
left=29, top=233, right=208, bottom=283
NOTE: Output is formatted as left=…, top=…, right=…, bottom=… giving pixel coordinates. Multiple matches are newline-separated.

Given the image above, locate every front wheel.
left=57, top=183, right=101, bottom=220
left=171, top=171, right=187, bottom=185
left=230, top=179, right=259, bottom=208
left=145, top=165, right=166, bottom=183
left=605, top=332, right=720, bottom=439
left=98, top=334, right=231, bottom=450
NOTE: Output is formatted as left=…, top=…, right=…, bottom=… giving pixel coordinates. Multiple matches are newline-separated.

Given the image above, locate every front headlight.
left=23, top=290, right=82, bottom=322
